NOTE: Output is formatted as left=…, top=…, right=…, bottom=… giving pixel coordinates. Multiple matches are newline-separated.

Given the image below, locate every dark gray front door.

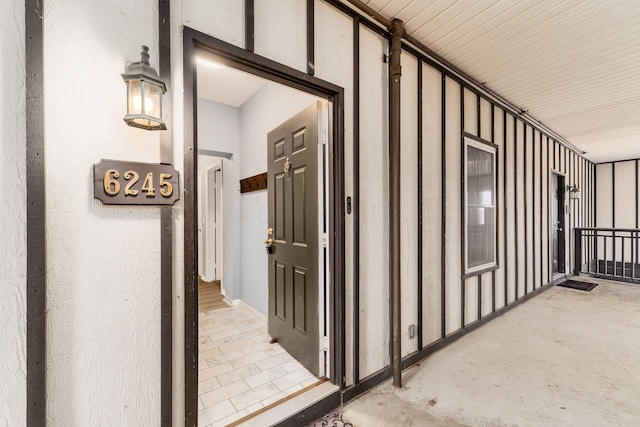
left=552, top=173, right=565, bottom=274
left=267, top=102, right=321, bottom=377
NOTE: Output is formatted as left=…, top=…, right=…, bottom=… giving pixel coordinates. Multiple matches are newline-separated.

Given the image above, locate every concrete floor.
left=342, top=278, right=640, bottom=426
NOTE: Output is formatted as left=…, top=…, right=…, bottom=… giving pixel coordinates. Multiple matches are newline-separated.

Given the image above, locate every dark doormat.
left=306, top=411, right=354, bottom=427
left=558, top=280, right=598, bottom=291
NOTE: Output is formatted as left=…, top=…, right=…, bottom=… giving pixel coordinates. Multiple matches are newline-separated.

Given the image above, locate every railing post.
left=574, top=228, right=583, bottom=275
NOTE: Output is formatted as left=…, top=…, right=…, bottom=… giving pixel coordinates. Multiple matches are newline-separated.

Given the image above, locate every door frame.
left=182, top=26, right=346, bottom=425
left=550, top=170, right=567, bottom=276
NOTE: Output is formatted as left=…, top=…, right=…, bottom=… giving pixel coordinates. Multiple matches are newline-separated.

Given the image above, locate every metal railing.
left=574, top=227, right=640, bottom=283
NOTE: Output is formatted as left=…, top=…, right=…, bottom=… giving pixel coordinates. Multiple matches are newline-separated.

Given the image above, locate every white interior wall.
left=357, top=26, right=390, bottom=378
left=197, top=99, right=241, bottom=299
left=44, top=1, right=162, bottom=425
left=421, top=64, right=443, bottom=345
left=400, top=53, right=419, bottom=355
left=0, top=1, right=26, bottom=425
left=313, top=0, right=355, bottom=385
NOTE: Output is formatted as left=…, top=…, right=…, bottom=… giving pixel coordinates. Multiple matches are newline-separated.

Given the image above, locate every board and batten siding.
left=181, top=0, right=595, bottom=394
left=594, top=160, right=639, bottom=266
left=595, top=160, right=640, bottom=229
left=399, top=46, right=595, bottom=372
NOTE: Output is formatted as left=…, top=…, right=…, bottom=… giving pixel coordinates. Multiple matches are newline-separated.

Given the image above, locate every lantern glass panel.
left=144, top=82, right=162, bottom=119
left=127, top=80, right=142, bottom=115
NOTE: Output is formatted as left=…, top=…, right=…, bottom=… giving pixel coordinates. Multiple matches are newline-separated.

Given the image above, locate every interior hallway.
left=199, top=278, right=231, bottom=312
left=341, top=277, right=640, bottom=426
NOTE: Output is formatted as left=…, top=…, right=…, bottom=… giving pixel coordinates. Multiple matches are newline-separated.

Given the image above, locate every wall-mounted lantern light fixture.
left=122, top=46, right=167, bottom=130
left=567, top=184, right=580, bottom=200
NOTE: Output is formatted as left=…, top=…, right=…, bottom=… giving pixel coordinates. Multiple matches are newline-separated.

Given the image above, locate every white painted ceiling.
left=361, top=0, right=640, bottom=163
left=196, top=56, right=265, bottom=108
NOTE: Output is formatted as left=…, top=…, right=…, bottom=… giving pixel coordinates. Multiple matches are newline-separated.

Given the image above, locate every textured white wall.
left=313, top=0, right=355, bottom=385
left=254, top=0, right=306, bottom=73
left=357, top=26, right=390, bottom=378
left=183, top=0, right=244, bottom=48
left=0, top=1, right=26, bottom=425
left=400, top=53, right=419, bottom=356
left=444, top=77, right=462, bottom=334
left=44, top=1, right=162, bottom=425
left=422, top=63, right=443, bottom=346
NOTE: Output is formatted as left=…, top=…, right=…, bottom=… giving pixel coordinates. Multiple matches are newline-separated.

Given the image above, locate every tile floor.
left=198, top=304, right=319, bottom=427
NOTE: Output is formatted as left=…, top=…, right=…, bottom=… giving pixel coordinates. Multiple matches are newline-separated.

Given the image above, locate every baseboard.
left=200, top=274, right=215, bottom=282
left=239, top=300, right=266, bottom=321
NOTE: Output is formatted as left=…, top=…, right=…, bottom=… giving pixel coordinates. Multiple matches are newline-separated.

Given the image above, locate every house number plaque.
left=93, top=159, right=180, bottom=205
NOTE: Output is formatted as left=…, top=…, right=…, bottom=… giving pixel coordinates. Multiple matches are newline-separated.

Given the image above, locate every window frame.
left=464, top=135, right=498, bottom=275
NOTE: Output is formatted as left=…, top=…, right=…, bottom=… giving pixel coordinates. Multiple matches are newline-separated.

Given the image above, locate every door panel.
left=293, top=267, right=307, bottom=335
left=268, top=102, right=321, bottom=377
left=292, top=167, right=307, bottom=245
left=275, top=262, right=286, bottom=320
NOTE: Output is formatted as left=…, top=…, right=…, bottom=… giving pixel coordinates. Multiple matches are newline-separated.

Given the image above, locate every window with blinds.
left=465, top=137, right=497, bottom=273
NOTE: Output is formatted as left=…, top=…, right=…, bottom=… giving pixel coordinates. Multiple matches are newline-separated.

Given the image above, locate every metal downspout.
left=389, top=18, right=404, bottom=389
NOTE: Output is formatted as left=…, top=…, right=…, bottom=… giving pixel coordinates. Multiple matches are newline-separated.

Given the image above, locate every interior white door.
left=198, top=171, right=205, bottom=277
left=205, top=165, right=222, bottom=281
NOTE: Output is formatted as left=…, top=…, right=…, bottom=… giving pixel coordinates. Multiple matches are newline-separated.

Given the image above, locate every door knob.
left=265, top=228, right=274, bottom=254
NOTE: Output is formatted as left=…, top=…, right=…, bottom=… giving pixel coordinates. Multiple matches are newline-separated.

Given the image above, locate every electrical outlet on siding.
left=408, top=324, right=416, bottom=339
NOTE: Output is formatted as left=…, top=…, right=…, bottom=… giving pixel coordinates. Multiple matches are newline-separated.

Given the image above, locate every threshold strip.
left=225, top=379, right=328, bottom=427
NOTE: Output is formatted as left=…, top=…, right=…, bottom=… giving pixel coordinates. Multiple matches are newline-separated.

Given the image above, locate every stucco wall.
left=0, top=1, right=27, bottom=425
left=44, top=1, right=162, bottom=424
